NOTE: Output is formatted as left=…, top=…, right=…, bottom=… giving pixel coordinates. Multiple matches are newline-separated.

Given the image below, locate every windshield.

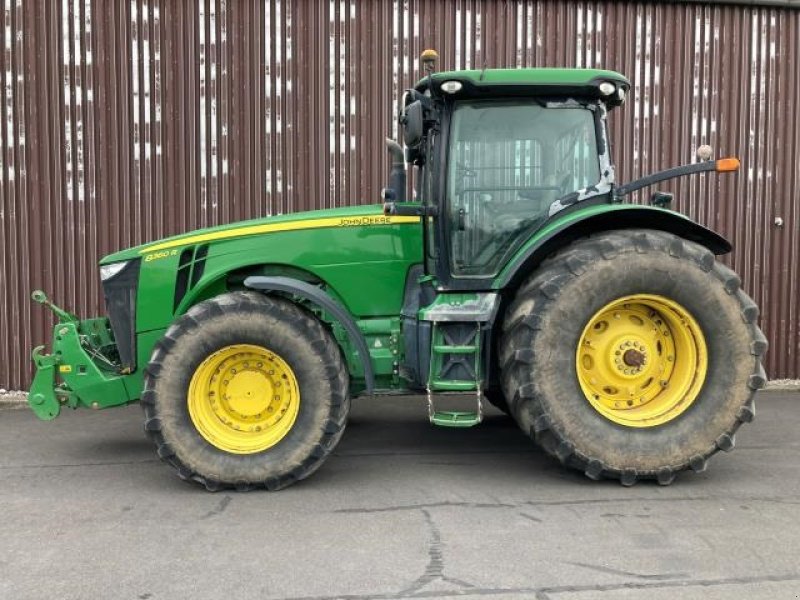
left=448, top=101, right=600, bottom=277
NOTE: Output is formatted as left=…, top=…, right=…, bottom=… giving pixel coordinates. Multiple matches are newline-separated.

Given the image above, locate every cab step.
left=432, top=344, right=477, bottom=354
left=430, top=410, right=482, bottom=428
left=426, top=320, right=484, bottom=427
left=426, top=391, right=484, bottom=428
left=430, top=379, right=477, bottom=391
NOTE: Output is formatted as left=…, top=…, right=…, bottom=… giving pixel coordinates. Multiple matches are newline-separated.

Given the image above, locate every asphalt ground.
left=1, top=392, right=799, bottom=600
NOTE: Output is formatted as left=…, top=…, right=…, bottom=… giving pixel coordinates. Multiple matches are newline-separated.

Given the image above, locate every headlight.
left=100, top=261, right=130, bottom=281
left=440, top=80, right=463, bottom=94
left=598, top=81, right=616, bottom=96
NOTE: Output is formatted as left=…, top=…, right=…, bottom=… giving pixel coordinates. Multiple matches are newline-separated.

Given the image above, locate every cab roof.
left=415, top=67, right=629, bottom=103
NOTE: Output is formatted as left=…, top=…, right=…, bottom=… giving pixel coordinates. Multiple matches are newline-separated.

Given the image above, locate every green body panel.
left=126, top=205, right=423, bottom=334
left=423, top=67, right=629, bottom=88
left=492, top=203, right=697, bottom=287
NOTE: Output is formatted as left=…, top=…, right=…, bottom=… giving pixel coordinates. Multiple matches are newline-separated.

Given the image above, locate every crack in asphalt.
left=261, top=572, right=800, bottom=600
left=399, top=509, right=475, bottom=596
left=336, top=501, right=517, bottom=514
left=518, top=512, right=543, bottom=523
left=200, top=495, right=232, bottom=519
left=565, top=560, right=687, bottom=581
left=333, top=493, right=800, bottom=514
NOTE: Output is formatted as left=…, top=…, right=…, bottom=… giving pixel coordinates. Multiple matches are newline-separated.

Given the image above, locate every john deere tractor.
left=29, top=52, right=766, bottom=490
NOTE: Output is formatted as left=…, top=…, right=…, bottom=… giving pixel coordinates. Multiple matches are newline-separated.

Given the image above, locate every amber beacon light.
left=716, top=157, right=741, bottom=172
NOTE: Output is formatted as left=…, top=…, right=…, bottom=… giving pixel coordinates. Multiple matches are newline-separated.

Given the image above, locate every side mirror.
left=401, top=100, right=424, bottom=148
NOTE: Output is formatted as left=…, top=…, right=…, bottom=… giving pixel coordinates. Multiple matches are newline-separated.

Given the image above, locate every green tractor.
left=29, top=52, right=766, bottom=489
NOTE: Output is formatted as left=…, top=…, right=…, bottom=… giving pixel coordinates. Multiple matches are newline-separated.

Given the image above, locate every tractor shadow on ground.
left=320, top=394, right=733, bottom=492
left=62, top=396, right=728, bottom=493
left=317, top=394, right=609, bottom=490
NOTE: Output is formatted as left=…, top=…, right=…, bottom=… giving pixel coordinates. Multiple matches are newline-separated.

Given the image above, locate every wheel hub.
left=622, top=348, right=646, bottom=368
left=224, top=370, right=273, bottom=417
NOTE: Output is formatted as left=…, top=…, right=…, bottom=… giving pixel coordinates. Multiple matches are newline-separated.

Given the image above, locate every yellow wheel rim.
left=576, top=294, right=707, bottom=428
left=188, top=344, right=300, bottom=454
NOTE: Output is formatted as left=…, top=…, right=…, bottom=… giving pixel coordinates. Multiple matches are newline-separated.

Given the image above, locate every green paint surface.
left=493, top=204, right=692, bottom=287
left=421, top=67, right=629, bottom=88
left=131, top=205, right=423, bottom=333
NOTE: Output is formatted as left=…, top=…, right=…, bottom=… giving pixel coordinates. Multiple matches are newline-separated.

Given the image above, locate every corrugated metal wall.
left=1, top=0, right=798, bottom=389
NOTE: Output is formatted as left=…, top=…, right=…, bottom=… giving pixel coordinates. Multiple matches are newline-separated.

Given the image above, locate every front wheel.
left=142, top=291, right=349, bottom=491
left=500, top=230, right=767, bottom=485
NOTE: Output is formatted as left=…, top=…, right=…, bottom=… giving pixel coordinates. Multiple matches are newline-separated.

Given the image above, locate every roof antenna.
left=479, top=59, right=488, bottom=81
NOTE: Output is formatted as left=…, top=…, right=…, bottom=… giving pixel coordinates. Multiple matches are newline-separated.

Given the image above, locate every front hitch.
left=28, top=290, right=77, bottom=420
left=29, top=345, right=62, bottom=420
left=31, top=289, right=78, bottom=323
left=28, top=291, right=133, bottom=420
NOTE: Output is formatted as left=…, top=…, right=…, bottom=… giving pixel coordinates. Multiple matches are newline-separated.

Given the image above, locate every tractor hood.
left=99, top=204, right=419, bottom=265
left=100, top=203, right=423, bottom=329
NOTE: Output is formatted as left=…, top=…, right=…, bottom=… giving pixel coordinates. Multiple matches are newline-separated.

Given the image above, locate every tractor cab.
left=385, top=54, right=628, bottom=292
left=384, top=55, right=631, bottom=424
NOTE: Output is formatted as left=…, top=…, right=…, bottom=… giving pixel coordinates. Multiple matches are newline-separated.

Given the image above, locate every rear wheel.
left=142, top=291, right=349, bottom=491
left=500, top=230, right=766, bottom=485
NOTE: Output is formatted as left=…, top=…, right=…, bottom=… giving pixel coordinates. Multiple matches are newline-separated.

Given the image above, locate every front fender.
left=495, top=204, right=731, bottom=289
left=243, top=275, right=376, bottom=392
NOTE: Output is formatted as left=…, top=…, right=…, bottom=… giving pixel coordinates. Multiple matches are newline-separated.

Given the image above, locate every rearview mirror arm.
left=613, top=158, right=739, bottom=199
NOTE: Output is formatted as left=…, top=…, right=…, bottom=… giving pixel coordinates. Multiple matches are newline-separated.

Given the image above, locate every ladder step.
left=430, top=379, right=478, bottom=391
left=432, top=344, right=478, bottom=354
left=430, top=411, right=482, bottom=428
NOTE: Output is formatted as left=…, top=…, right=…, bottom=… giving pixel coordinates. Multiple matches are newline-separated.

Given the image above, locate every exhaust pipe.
left=384, top=138, right=406, bottom=203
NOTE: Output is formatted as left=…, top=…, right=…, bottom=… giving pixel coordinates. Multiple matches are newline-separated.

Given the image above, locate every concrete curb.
left=765, top=379, right=800, bottom=391
left=0, top=392, right=29, bottom=409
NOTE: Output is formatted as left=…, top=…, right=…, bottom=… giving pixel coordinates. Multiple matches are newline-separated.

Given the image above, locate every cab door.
left=441, top=101, right=601, bottom=287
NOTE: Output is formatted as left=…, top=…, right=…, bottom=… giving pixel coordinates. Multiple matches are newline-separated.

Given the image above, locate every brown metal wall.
left=1, top=0, right=798, bottom=389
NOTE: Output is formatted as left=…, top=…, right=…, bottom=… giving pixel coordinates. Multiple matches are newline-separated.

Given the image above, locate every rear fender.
left=495, top=204, right=731, bottom=290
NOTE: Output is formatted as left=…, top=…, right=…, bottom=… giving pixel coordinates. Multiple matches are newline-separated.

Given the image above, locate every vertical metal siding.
left=0, top=0, right=798, bottom=389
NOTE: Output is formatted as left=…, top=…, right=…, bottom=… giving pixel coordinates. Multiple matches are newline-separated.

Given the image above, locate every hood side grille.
left=173, top=244, right=209, bottom=313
